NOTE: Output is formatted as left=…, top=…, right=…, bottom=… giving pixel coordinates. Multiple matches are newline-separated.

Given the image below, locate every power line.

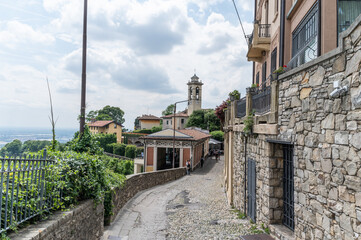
left=232, top=0, right=248, bottom=45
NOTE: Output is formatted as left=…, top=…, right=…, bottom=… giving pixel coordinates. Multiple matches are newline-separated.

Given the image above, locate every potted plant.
left=272, top=65, right=287, bottom=80
left=229, top=90, right=240, bottom=101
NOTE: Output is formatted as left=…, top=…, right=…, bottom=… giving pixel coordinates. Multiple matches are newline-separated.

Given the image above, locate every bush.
left=210, top=131, right=224, bottom=142
left=95, top=134, right=117, bottom=151
left=68, top=126, right=102, bottom=154
left=47, top=150, right=125, bottom=220
left=113, top=143, right=126, bottom=156
left=125, top=145, right=137, bottom=158
left=151, top=126, right=162, bottom=133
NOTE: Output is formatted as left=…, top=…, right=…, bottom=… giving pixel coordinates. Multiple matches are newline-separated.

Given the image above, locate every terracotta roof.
left=178, top=129, right=211, bottom=141
left=138, top=114, right=161, bottom=120
left=162, top=112, right=189, bottom=118
left=142, top=128, right=210, bottom=141
left=88, top=120, right=114, bottom=127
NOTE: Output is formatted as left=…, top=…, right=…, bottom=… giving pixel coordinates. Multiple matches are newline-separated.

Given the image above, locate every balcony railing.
left=236, top=97, right=247, bottom=118
left=258, top=24, right=270, bottom=38
left=251, top=76, right=272, bottom=115
left=287, top=38, right=317, bottom=70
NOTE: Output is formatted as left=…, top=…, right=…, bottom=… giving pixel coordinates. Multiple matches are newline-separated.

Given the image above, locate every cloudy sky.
left=0, top=0, right=254, bottom=131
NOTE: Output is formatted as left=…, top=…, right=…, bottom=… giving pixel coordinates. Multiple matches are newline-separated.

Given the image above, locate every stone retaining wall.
left=8, top=167, right=186, bottom=239
left=106, top=167, right=186, bottom=224
left=10, top=200, right=104, bottom=240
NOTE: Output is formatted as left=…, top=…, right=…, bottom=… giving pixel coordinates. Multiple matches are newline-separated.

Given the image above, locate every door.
left=283, top=144, right=294, bottom=230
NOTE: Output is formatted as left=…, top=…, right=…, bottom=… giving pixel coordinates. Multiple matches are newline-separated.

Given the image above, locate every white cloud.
left=0, top=0, right=254, bottom=130
left=0, top=21, right=55, bottom=47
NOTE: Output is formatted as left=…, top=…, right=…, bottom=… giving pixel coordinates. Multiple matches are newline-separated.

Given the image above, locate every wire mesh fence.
left=0, top=149, right=62, bottom=233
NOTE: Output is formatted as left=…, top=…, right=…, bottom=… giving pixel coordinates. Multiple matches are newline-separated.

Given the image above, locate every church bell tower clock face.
left=187, top=74, right=203, bottom=116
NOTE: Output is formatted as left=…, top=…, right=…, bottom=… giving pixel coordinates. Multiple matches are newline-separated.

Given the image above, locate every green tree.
left=69, top=126, right=102, bottom=154
left=2, top=139, right=22, bottom=156
left=86, top=105, right=125, bottom=125
left=162, top=104, right=175, bottom=116
left=95, top=134, right=117, bottom=151
left=186, top=109, right=221, bottom=131
left=210, top=131, right=224, bottom=141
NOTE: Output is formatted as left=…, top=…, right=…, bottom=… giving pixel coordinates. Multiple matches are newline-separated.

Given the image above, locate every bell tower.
left=187, top=74, right=203, bottom=116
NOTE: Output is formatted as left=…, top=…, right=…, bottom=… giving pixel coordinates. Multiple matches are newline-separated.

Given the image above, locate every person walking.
left=186, top=159, right=191, bottom=175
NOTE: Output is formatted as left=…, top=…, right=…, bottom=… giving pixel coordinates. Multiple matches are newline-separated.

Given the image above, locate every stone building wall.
left=228, top=13, right=361, bottom=240
left=275, top=17, right=361, bottom=239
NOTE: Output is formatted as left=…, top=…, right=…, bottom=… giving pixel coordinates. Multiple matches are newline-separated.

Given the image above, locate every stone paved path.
left=103, top=156, right=264, bottom=240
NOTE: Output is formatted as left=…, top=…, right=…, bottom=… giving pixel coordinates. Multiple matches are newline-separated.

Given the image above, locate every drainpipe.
left=279, top=0, right=285, bottom=66
left=317, top=0, right=322, bottom=57
left=143, top=140, right=147, bottom=172
left=244, top=135, right=247, bottom=214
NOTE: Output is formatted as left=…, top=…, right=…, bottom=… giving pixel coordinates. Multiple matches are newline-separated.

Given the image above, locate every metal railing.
left=288, top=39, right=317, bottom=70
left=251, top=76, right=272, bottom=115
left=0, top=150, right=61, bottom=233
left=236, top=97, right=247, bottom=118
left=246, top=33, right=253, bottom=46
left=258, top=24, right=271, bottom=38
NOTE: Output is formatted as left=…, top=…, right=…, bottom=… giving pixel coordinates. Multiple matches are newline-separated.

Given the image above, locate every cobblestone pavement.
left=103, top=156, right=261, bottom=240
left=165, top=156, right=256, bottom=240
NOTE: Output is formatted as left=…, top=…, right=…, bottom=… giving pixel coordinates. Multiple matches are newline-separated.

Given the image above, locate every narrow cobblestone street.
left=103, top=156, right=264, bottom=240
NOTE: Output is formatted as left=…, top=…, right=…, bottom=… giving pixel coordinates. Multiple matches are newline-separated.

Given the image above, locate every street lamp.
left=172, top=100, right=189, bottom=168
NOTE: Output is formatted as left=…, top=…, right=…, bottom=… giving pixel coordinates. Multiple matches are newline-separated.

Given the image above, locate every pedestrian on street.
left=186, top=160, right=191, bottom=175
left=215, top=150, right=219, bottom=162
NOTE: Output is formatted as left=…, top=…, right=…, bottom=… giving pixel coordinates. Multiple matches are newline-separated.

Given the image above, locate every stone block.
left=345, top=176, right=361, bottom=191
left=335, top=114, right=346, bottom=131
left=350, top=132, right=361, bottom=150
left=340, top=213, right=353, bottom=233
left=300, top=88, right=312, bottom=100
left=347, top=121, right=358, bottom=130
left=321, top=113, right=335, bottom=129
left=332, top=53, right=346, bottom=74
left=329, top=187, right=338, bottom=200
left=321, top=158, right=332, bottom=173
left=309, top=66, right=326, bottom=86
left=331, top=169, right=344, bottom=185
left=346, top=161, right=357, bottom=176
left=334, top=131, right=349, bottom=145
left=345, top=50, right=361, bottom=77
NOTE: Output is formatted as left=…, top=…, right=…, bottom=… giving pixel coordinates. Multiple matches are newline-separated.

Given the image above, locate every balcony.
left=246, top=23, right=271, bottom=62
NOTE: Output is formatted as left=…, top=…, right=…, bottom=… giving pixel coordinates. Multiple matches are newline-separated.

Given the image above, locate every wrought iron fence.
left=236, top=97, right=247, bottom=118
left=251, top=76, right=272, bottom=115
left=246, top=33, right=253, bottom=46
left=287, top=39, right=318, bottom=70
left=258, top=24, right=270, bottom=38
left=0, top=150, right=61, bottom=233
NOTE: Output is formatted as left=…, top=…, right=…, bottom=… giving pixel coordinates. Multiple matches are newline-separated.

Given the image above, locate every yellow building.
left=88, top=120, right=122, bottom=143
left=135, top=115, right=161, bottom=130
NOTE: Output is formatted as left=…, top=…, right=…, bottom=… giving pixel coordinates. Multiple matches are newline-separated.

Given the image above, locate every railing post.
left=246, top=87, right=254, bottom=117
left=270, top=80, right=279, bottom=124
left=43, top=148, right=47, bottom=160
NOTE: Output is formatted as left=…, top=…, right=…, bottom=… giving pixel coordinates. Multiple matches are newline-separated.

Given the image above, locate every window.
left=114, top=124, right=117, bottom=128
left=196, top=87, right=199, bottom=100
left=181, top=119, right=184, bottom=124
left=338, top=0, right=361, bottom=35
left=271, top=48, right=278, bottom=73
left=290, top=3, right=318, bottom=68
left=166, top=120, right=169, bottom=125
left=262, top=61, right=267, bottom=84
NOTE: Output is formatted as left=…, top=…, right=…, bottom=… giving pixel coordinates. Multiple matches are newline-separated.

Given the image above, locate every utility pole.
left=79, top=0, right=88, bottom=136
left=172, top=100, right=188, bottom=168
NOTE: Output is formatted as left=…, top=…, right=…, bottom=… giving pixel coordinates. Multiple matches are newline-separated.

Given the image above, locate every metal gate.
left=247, top=158, right=256, bottom=222
left=283, top=144, right=294, bottom=230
